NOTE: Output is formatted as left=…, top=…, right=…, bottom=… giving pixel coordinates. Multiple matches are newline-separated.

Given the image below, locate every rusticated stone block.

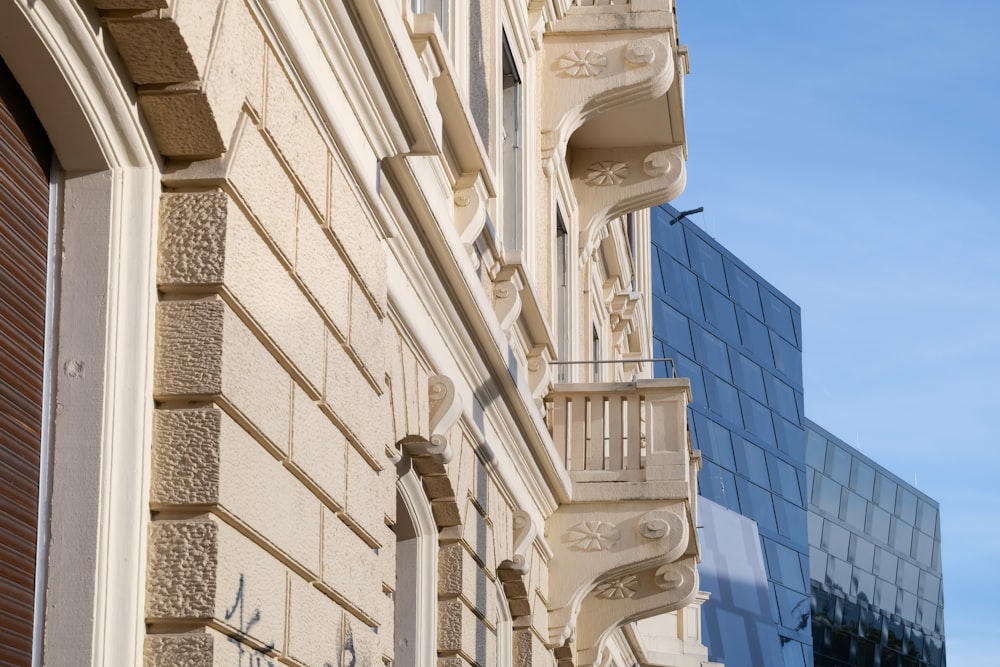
left=349, top=281, right=385, bottom=386
left=154, top=299, right=291, bottom=451
left=106, top=16, right=201, bottom=85
left=144, top=633, right=213, bottom=667
left=296, top=200, right=351, bottom=336
left=438, top=542, right=492, bottom=620
left=286, top=576, right=345, bottom=667
left=144, top=628, right=277, bottom=667
left=152, top=407, right=322, bottom=574
left=264, top=53, right=329, bottom=216
left=321, top=509, right=384, bottom=625
left=438, top=598, right=487, bottom=661
left=159, top=191, right=326, bottom=394
left=139, top=89, right=225, bottom=157
left=345, top=442, right=387, bottom=543
left=95, top=0, right=166, bottom=9
left=202, top=0, right=265, bottom=143
left=146, top=517, right=286, bottom=653
left=325, top=339, right=392, bottom=463
left=291, top=384, right=347, bottom=510
left=343, top=613, right=383, bottom=666
left=327, top=159, right=387, bottom=312
left=227, top=125, right=298, bottom=262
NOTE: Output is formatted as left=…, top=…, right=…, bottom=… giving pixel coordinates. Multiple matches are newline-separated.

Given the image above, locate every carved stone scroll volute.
left=498, top=509, right=538, bottom=621
left=396, top=375, right=464, bottom=534
left=493, top=280, right=522, bottom=333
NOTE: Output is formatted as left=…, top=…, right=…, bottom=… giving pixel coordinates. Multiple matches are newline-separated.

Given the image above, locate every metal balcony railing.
left=546, top=378, right=690, bottom=485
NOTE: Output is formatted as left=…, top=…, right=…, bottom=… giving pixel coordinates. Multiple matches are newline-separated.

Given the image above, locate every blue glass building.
left=806, top=420, right=946, bottom=667
left=650, top=203, right=812, bottom=667
left=649, top=203, right=947, bottom=667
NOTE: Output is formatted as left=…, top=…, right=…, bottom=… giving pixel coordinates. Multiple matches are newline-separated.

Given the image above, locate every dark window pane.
left=825, top=443, right=852, bottom=486
left=895, top=488, right=917, bottom=525
left=874, top=548, right=898, bottom=581
left=730, top=350, right=767, bottom=402
left=740, top=393, right=776, bottom=442
left=694, top=412, right=736, bottom=470
left=762, top=289, right=798, bottom=345
left=768, top=455, right=803, bottom=504
left=850, top=458, right=876, bottom=500
left=840, top=489, right=867, bottom=527
left=704, top=374, right=741, bottom=427
left=851, top=535, right=876, bottom=572
left=890, top=519, right=913, bottom=554
left=701, top=282, right=740, bottom=340
left=734, top=439, right=770, bottom=487
left=653, top=299, right=694, bottom=357
left=694, top=327, right=732, bottom=381
left=737, top=310, right=774, bottom=365
left=821, top=520, right=849, bottom=561
left=805, top=427, right=827, bottom=470
left=915, top=499, right=938, bottom=536
left=764, top=373, right=800, bottom=422
left=736, top=477, right=777, bottom=533
left=874, top=474, right=897, bottom=512
left=812, top=472, right=840, bottom=516
left=867, top=505, right=891, bottom=544
left=726, top=262, right=763, bottom=319
left=770, top=329, right=802, bottom=381
left=686, top=230, right=728, bottom=290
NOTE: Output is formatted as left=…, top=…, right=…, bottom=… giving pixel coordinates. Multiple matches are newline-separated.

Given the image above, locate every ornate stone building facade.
left=0, top=1, right=713, bottom=665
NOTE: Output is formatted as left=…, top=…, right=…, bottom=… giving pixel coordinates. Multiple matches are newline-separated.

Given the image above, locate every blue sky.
left=671, top=1, right=1000, bottom=663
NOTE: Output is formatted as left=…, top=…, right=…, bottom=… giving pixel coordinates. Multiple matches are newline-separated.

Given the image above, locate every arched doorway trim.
left=1, top=3, right=159, bottom=666
left=397, top=455, right=439, bottom=667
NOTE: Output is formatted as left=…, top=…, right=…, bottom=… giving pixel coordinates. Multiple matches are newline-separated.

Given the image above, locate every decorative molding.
left=585, top=161, right=628, bottom=186
left=545, top=499, right=691, bottom=649
left=428, top=374, right=461, bottom=458
left=638, top=507, right=684, bottom=544
left=494, top=280, right=523, bottom=332
left=557, top=49, right=608, bottom=78
left=573, top=558, right=700, bottom=666
left=526, top=350, right=551, bottom=403
left=498, top=510, right=538, bottom=621
left=624, top=39, right=657, bottom=67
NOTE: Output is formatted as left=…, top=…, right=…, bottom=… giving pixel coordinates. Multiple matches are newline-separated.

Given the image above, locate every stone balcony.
left=542, top=379, right=701, bottom=665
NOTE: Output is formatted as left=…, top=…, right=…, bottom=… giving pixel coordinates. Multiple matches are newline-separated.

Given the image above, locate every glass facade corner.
left=651, top=204, right=812, bottom=667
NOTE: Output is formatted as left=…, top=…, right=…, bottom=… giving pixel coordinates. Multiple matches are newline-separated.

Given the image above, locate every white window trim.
left=2, top=2, right=159, bottom=666
left=397, top=459, right=439, bottom=667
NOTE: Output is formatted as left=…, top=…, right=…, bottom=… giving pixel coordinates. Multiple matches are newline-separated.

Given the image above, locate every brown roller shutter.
left=0, top=56, right=51, bottom=666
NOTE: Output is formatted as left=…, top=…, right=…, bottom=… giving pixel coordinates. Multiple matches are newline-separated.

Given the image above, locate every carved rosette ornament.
left=567, top=521, right=620, bottom=551
left=557, top=49, right=608, bottom=78
left=593, top=575, right=638, bottom=600
left=585, top=161, right=628, bottom=186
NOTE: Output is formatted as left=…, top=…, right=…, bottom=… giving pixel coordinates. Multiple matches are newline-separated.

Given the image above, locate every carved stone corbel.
left=396, top=375, right=463, bottom=534
left=545, top=500, right=690, bottom=648
left=494, top=279, right=523, bottom=333
left=541, top=34, right=675, bottom=159
left=574, top=557, right=699, bottom=666
left=454, top=185, right=487, bottom=244
left=497, top=509, right=538, bottom=621
left=527, top=349, right=552, bottom=403
left=575, top=144, right=686, bottom=258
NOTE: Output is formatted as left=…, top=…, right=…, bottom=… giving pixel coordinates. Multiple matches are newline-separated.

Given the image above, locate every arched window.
left=394, top=456, right=438, bottom=666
